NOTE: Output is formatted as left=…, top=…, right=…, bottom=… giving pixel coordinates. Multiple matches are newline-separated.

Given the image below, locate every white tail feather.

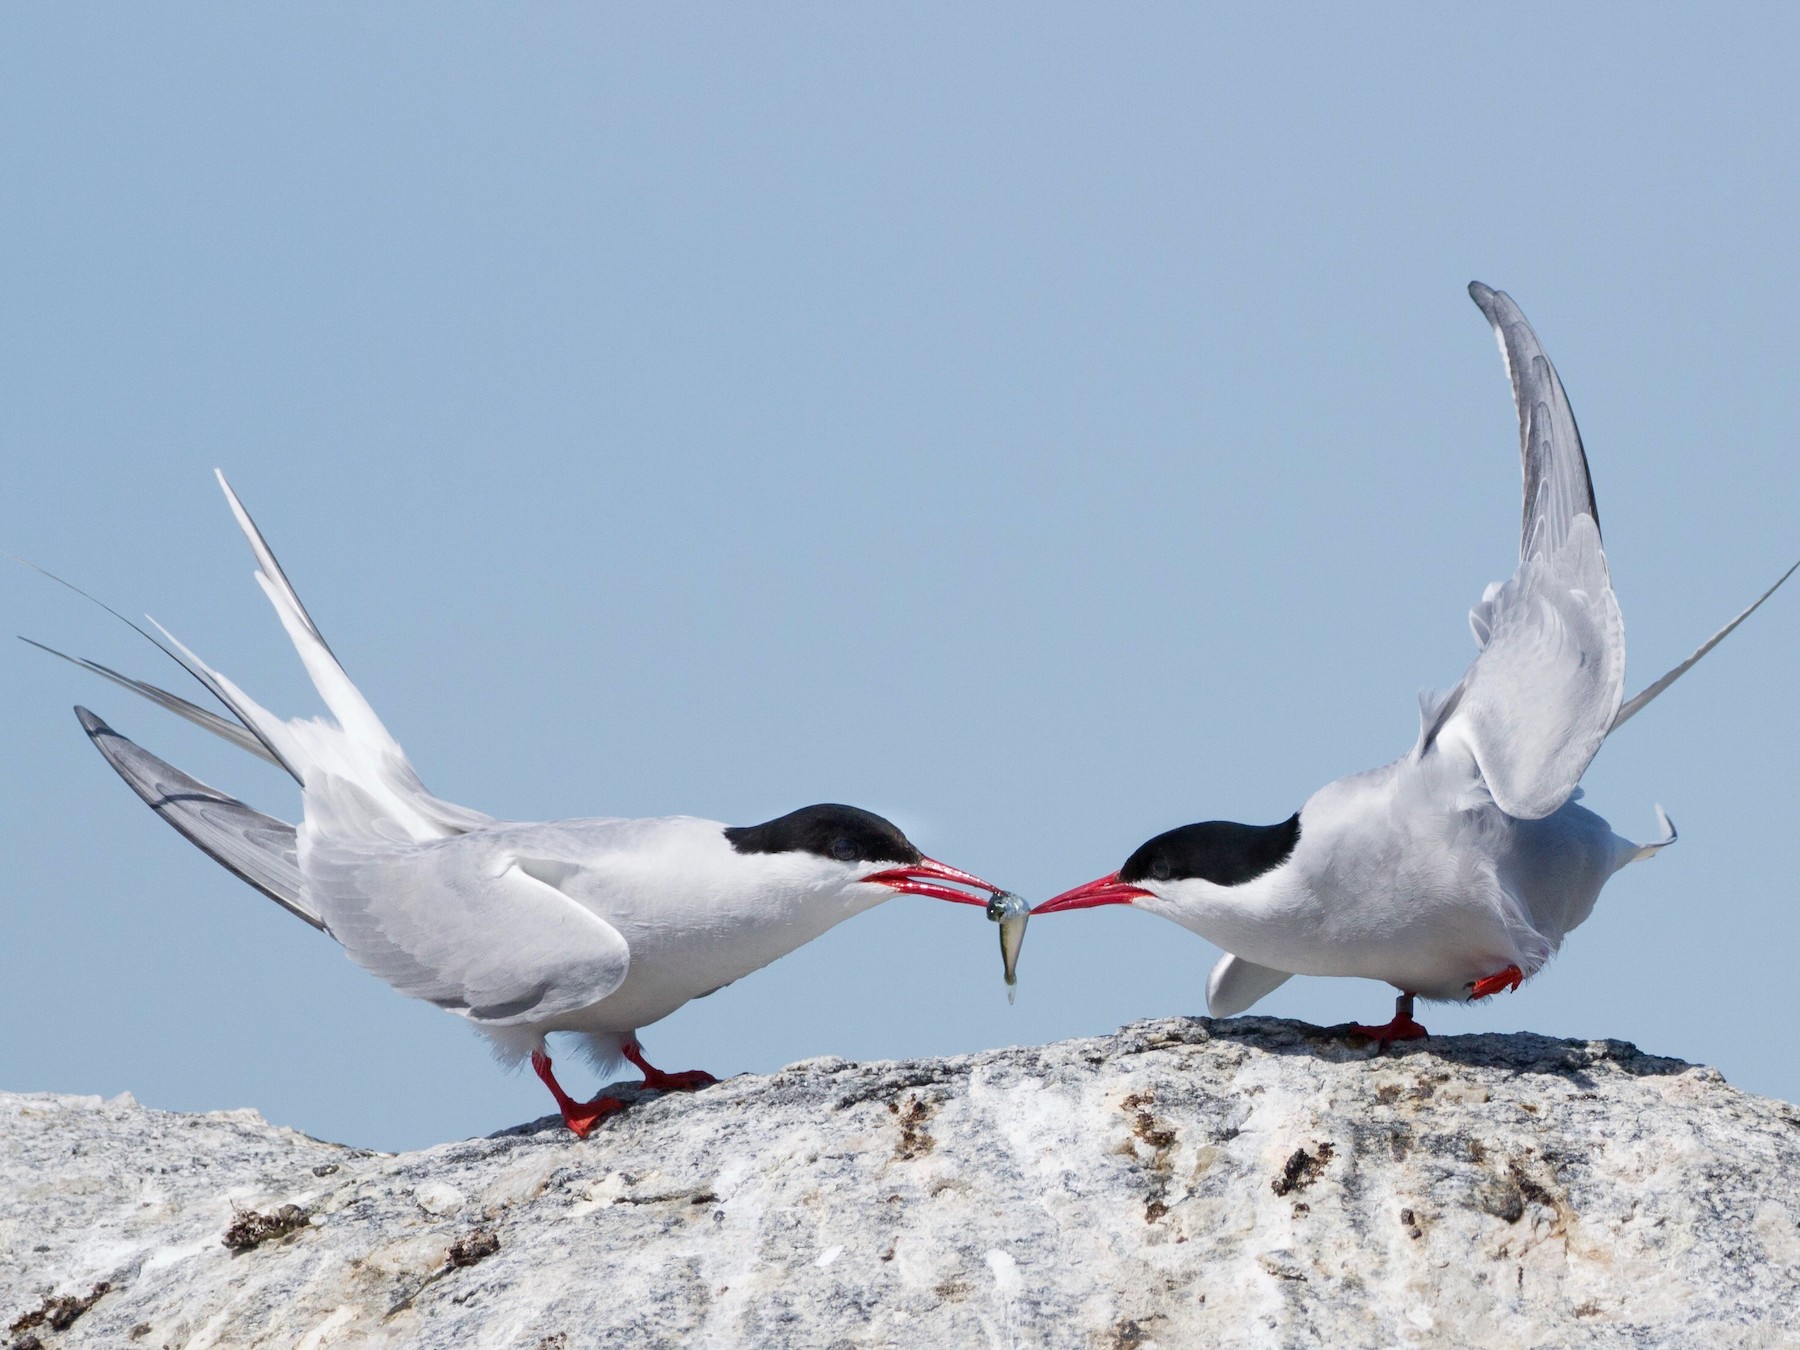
left=1611, top=559, right=1799, bottom=733
left=205, top=473, right=495, bottom=841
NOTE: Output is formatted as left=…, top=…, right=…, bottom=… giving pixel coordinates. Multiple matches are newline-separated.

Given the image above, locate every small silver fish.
left=985, top=890, right=1030, bottom=1003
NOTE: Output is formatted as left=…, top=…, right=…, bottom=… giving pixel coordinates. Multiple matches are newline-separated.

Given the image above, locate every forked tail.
left=27, top=473, right=493, bottom=882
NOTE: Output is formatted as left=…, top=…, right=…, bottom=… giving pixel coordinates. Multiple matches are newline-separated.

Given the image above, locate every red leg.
left=621, top=1042, right=717, bottom=1094
left=1351, top=992, right=1430, bottom=1052
left=531, top=1050, right=625, bottom=1139
left=1469, top=965, right=1524, bottom=1000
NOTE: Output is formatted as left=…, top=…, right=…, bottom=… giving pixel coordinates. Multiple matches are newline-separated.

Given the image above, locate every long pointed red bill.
left=864, top=857, right=999, bottom=907
left=1034, top=872, right=1152, bottom=914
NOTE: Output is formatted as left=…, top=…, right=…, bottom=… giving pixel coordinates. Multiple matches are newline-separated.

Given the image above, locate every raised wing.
left=1419, top=285, right=1624, bottom=820
left=303, top=816, right=631, bottom=1026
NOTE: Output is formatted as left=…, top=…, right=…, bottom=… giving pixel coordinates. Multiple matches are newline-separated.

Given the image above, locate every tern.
left=31, top=475, right=1006, bottom=1135
left=1036, top=283, right=1795, bottom=1043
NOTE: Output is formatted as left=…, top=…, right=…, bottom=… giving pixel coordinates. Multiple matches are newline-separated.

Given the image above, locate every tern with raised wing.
left=1035, top=283, right=1795, bottom=1043
left=32, top=476, right=1007, bottom=1134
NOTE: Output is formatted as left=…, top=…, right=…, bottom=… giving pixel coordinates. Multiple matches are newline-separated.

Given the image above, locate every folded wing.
left=302, top=808, right=631, bottom=1026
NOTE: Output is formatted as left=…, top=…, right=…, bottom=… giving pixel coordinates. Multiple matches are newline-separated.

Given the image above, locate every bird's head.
left=1035, top=815, right=1302, bottom=915
left=723, top=803, right=999, bottom=906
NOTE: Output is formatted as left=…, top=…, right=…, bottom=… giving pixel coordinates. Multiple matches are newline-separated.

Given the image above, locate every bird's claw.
left=1469, top=965, right=1524, bottom=1000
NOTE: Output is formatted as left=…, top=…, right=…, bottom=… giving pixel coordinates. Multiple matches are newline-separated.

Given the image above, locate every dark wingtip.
left=1468, top=280, right=1503, bottom=317
left=74, top=705, right=110, bottom=738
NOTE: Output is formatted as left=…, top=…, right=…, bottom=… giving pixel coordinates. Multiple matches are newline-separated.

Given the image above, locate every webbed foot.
left=622, top=1043, right=717, bottom=1094
left=1350, top=992, right=1429, bottom=1052
left=1469, top=965, right=1524, bottom=1000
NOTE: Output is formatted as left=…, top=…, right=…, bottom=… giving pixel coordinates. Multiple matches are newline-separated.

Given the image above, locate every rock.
left=4, top=1017, right=1800, bottom=1347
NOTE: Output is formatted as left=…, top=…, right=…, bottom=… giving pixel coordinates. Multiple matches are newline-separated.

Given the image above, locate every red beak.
left=863, top=857, right=999, bottom=907
left=1033, top=871, right=1152, bottom=914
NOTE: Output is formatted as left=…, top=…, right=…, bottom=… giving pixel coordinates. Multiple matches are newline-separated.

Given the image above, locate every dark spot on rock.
left=1291, top=1202, right=1310, bottom=1217
left=1399, top=1207, right=1423, bottom=1239
left=223, top=1203, right=310, bottom=1251
left=1375, top=1083, right=1403, bottom=1105
left=129, top=1326, right=152, bottom=1341
left=1111, top=1319, right=1153, bottom=1347
left=933, top=1277, right=970, bottom=1301
left=312, top=1162, right=339, bottom=1177
left=7, top=1282, right=110, bottom=1336
left=890, top=1095, right=936, bottom=1161
left=1271, top=1144, right=1334, bottom=1197
left=1507, top=1159, right=1555, bottom=1210
left=1574, top=1301, right=1602, bottom=1318
left=1121, top=1096, right=1179, bottom=1221
left=1478, top=1176, right=1526, bottom=1224
left=447, top=1229, right=500, bottom=1269
left=1134, top=1112, right=1176, bottom=1151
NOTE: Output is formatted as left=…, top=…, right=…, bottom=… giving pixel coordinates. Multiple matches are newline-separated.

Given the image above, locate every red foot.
left=1469, top=965, right=1524, bottom=1000
left=1350, top=1013, right=1431, bottom=1045
left=622, top=1043, right=717, bottom=1094
left=1350, top=992, right=1429, bottom=1052
left=532, top=1049, right=627, bottom=1139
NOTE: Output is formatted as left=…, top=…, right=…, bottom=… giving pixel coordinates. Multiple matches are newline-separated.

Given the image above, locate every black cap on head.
left=1119, top=814, right=1300, bottom=888
left=725, top=803, right=923, bottom=866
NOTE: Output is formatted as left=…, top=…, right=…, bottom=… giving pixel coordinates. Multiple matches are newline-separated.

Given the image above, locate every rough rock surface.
left=5, top=1017, right=1800, bottom=1348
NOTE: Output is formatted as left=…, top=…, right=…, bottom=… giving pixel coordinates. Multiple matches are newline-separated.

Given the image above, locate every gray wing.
left=302, top=801, right=630, bottom=1026
left=1206, top=953, right=1293, bottom=1018
left=76, top=707, right=318, bottom=929
left=1420, top=285, right=1624, bottom=820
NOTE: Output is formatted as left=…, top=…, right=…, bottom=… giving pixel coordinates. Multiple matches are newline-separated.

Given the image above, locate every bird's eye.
left=830, top=838, right=860, bottom=862
left=1150, top=858, right=1173, bottom=882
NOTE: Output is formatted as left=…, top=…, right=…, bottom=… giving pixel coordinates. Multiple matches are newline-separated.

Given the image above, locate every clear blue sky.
left=5, top=8, right=1798, bottom=1152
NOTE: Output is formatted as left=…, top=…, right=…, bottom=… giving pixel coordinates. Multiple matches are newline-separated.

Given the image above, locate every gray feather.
left=25, top=638, right=281, bottom=765
left=75, top=706, right=321, bottom=932
left=1467, top=281, right=1601, bottom=552
left=1611, top=559, right=1800, bottom=733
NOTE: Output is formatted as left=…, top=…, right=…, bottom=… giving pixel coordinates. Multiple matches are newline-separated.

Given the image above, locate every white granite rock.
left=4, top=1017, right=1800, bottom=1348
